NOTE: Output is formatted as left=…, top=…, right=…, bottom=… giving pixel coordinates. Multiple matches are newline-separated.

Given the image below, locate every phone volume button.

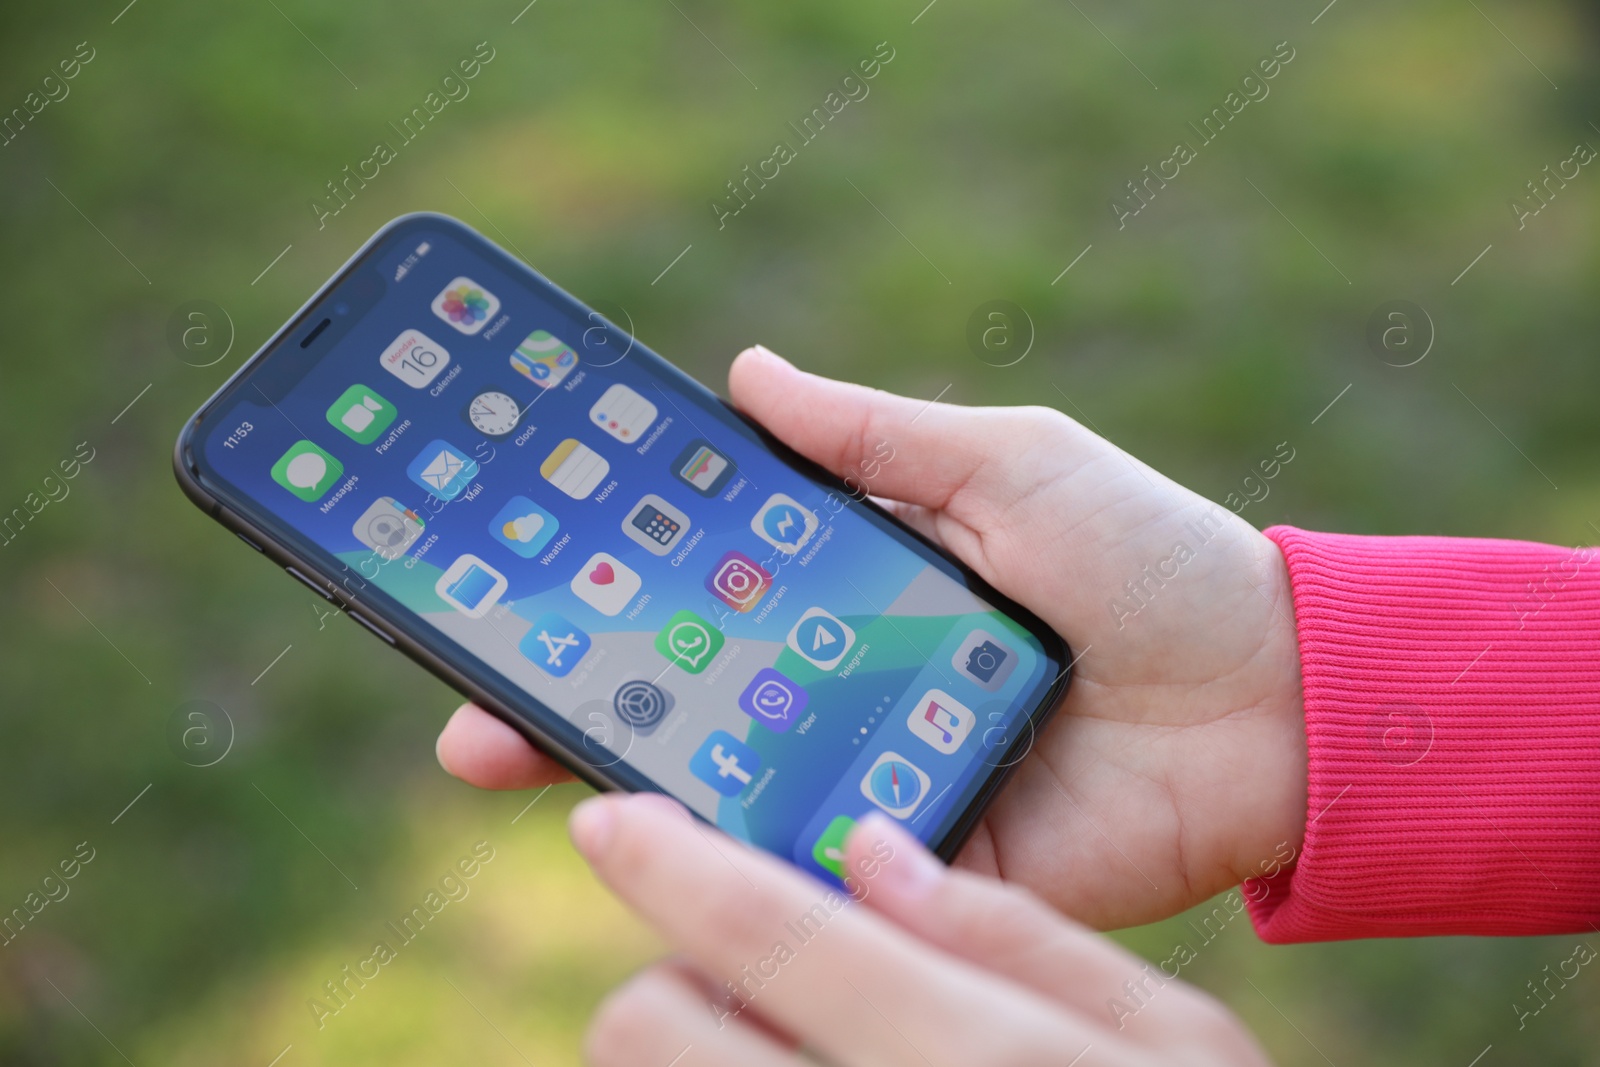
left=348, top=611, right=396, bottom=645
left=284, top=566, right=335, bottom=602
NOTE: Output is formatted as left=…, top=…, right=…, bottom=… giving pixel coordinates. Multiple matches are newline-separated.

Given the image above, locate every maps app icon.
left=510, top=330, right=579, bottom=390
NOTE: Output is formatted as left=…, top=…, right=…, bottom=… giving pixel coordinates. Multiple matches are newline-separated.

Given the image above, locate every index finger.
left=569, top=793, right=1104, bottom=1067
left=435, top=703, right=576, bottom=790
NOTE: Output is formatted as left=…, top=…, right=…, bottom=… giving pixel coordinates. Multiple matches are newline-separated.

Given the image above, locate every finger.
left=847, top=815, right=1245, bottom=1049
left=435, top=703, right=575, bottom=790
left=586, top=960, right=799, bottom=1067
left=870, top=497, right=945, bottom=548
left=570, top=793, right=1117, bottom=1066
left=727, top=345, right=1095, bottom=514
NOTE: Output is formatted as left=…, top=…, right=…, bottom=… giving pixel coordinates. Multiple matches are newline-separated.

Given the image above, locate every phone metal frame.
left=172, top=213, right=1073, bottom=864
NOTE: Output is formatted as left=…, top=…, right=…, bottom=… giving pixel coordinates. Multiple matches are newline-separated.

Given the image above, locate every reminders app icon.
left=589, top=383, right=657, bottom=443
left=435, top=554, right=507, bottom=618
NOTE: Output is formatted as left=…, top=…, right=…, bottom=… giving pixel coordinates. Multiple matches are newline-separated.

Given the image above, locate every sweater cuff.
left=1245, top=526, right=1600, bottom=942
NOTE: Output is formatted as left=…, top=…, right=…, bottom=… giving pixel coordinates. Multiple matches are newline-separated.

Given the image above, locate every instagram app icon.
left=705, top=551, right=772, bottom=613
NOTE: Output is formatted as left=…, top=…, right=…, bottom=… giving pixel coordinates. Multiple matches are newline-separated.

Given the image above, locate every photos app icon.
left=431, top=276, right=500, bottom=335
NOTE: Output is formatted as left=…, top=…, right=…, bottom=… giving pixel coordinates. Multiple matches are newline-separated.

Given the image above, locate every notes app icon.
left=906, top=689, right=975, bottom=755
left=541, top=439, right=610, bottom=500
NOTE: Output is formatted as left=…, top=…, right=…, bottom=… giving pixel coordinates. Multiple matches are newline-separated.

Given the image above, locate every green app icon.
left=654, top=610, right=725, bottom=674
left=327, top=383, right=398, bottom=444
left=271, top=440, right=345, bottom=501
left=812, top=815, right=857, bottom=877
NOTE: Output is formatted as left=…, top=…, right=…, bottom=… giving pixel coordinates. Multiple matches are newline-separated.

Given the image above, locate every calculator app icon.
left=621, top=494, right=691, bottom=556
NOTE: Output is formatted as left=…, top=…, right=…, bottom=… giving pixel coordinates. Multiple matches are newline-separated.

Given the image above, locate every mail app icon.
left=406, top=439, right=479, bottom=501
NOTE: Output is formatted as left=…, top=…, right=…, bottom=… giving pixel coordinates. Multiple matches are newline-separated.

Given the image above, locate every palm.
left=893, top=430, right=1306, bottom=928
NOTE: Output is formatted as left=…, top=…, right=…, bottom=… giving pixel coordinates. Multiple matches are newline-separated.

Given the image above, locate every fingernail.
left=750, top=343, right=789, bottom=366
left=855, top=813, right=943, bottom=899
left=568, top=796, right=616, bottom=860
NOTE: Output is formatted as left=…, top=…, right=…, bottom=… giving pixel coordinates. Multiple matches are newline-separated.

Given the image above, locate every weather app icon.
left=489, top=496, right=559, bottom=557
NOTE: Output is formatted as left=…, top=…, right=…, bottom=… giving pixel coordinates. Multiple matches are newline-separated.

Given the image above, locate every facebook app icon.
left=689, top=730, right=762, bottom=797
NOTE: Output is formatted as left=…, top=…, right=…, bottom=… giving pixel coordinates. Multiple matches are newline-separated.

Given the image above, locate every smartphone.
left=174, top=214, right=1070, bottom=884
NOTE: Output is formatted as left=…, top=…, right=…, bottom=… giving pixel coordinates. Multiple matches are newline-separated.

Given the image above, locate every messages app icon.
left=271, top=441, right=344, bottom=502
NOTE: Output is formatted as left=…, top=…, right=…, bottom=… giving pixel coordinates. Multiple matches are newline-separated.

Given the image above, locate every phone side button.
left=285, top=566, right=335, bottom=602
left=348, top=612, right=396, bottom=645
left=236, top=531, right=265, bottom=552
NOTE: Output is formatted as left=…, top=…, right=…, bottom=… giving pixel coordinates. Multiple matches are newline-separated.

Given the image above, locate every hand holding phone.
left=442, top=346, right=1308, bottom=930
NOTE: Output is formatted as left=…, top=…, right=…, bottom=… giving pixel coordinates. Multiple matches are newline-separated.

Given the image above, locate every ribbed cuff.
left=1246, top=526, right=1600, bottom=942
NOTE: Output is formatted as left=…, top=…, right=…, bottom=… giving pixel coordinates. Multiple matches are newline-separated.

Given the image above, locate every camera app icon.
left=951, top=628, right=1017, bottom=691
left=704, top=550, right=772, bottom=613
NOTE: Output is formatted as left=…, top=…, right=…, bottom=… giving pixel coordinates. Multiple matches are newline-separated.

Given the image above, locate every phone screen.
left=184, top=216, right=1067, bottom=883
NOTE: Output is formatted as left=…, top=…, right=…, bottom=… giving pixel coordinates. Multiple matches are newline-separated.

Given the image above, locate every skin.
left=438, top=345, right=1308, bottom=930
left=567, top=792, right=1275, bottom=1066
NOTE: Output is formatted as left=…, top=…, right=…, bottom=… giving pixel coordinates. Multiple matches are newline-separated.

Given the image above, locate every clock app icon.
left=462, top=388, right=523, bottom=439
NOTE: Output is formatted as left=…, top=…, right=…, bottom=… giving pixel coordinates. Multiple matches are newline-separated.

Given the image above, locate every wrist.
left=1231, top=535, right=1308, bottom=886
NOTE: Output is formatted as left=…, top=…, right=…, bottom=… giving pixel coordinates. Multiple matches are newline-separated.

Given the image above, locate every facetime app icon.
left=540, top=438, right=610, bottom=500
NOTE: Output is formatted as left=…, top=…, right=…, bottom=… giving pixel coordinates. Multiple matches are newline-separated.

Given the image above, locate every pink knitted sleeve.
left=1245, top=526, right=1600, bottom=942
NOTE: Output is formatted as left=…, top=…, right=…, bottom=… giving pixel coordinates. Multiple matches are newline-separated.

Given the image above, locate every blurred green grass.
left=2, top=0, right=1599, bottom=1063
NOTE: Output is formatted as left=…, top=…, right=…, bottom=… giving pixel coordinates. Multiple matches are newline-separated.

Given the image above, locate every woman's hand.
left=437, top=346, right=1307, bottom=928
left=570, top=793, right=1274, bottom=1067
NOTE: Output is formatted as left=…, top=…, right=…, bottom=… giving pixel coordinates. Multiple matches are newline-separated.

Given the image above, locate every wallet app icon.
left=407, top=439, right=479, bottom=501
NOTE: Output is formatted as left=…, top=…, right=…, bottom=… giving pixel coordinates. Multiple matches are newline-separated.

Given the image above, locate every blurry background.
left=3, top=0, right=1599, bottom=1063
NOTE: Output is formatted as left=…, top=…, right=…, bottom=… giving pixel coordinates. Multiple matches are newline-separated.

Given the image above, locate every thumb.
left=727, top=345, right=1071, bottom=513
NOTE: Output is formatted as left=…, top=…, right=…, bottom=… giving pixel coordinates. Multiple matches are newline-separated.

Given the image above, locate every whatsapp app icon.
left=654, top=610, right=725, bottom=674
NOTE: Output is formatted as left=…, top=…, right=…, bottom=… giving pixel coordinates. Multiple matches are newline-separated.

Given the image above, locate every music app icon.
left=906, top=689, right=976, bottom=755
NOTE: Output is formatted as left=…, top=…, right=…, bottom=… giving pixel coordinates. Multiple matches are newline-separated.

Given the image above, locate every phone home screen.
left=194, top=220, right=1061, bottom=885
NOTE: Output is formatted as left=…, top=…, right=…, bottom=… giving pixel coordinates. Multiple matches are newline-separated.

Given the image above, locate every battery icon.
left=415, top=242, right=431, bottom=256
